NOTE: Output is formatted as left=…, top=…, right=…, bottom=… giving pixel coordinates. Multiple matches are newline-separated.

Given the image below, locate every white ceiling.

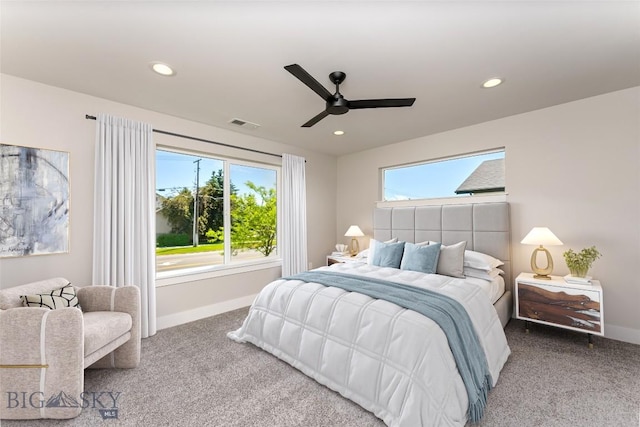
left=2, top=1, right=639, bottom=156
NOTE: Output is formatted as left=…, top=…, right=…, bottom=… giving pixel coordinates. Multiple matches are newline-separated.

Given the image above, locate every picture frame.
left=0, top=143, right=70, bottom=257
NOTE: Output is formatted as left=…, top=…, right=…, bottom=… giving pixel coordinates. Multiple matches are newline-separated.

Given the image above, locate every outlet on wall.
left=308, top=262, right=313, bottom=269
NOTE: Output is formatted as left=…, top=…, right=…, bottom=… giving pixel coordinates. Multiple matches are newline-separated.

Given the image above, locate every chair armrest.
left=0, top=307, right=83, bottom=419
left=1, top=307, right=83, bottom=364
left=76, top=286, right=141, bottom=369
left=76, top=285, right=139, bottom=315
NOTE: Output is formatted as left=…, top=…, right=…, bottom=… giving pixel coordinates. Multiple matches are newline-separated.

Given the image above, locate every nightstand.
left=326, top=254, right=360, bottom=266
left=515, top=272, right=604, bottom=347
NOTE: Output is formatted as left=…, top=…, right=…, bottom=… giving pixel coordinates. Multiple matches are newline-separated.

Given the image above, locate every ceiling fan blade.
left=302, top=110, right=330, bottom=127
left=348, top=98, right=416, bottom=109
left=285, top=64, right=333, bottom=101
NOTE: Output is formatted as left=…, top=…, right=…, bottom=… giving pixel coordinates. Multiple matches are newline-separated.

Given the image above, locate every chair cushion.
left=20, top=284, right=81, bottom=310
left=83, top=311, right=132, bottom=357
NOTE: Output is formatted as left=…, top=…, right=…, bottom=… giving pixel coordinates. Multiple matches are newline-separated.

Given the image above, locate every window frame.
left=155, top=146, right=281, bottom=287
left=380, top=148, right=506, bottom=203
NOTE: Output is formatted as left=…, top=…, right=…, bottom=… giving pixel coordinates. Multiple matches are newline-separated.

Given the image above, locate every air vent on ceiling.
left=229, top=118, right=260, bottom=130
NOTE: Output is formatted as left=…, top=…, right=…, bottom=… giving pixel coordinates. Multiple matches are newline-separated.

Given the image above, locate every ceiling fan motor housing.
left=327, top=95, right=349, bottom=115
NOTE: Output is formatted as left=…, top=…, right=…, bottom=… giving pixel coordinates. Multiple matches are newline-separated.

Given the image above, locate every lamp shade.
left=344, top=225, right=364, bottom=237
left=520, top=227, right=563, bottom=246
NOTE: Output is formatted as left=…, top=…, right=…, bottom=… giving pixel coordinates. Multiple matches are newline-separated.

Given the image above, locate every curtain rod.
left=85, top=114, right=283, bottom=159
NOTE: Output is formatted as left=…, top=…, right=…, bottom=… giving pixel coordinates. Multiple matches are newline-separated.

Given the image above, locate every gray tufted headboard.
left=373, top=202, right=512, bottom=291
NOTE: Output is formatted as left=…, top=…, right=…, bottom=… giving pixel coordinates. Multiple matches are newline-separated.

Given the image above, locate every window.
left=155, top=149, right=279, bottom=277
left=382, top=149, right=505, bottom=201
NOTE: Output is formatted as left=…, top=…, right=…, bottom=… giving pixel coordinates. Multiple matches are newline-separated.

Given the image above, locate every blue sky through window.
left=383, top=150, right=504, bottom=200
left=156, top=150, right=276, bottom=197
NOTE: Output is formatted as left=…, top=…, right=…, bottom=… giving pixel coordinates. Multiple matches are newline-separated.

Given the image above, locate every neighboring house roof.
left=455, top=158, right=505, bottom=194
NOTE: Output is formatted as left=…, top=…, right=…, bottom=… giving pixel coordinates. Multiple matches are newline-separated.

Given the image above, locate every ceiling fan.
left=284, top=64, right=416, bottom=127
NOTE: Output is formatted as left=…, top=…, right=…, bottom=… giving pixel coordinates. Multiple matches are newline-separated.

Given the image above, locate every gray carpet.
left=3, top=308, right=639, bottom=427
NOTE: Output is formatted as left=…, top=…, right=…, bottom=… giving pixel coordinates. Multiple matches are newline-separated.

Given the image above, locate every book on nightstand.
left=564, top=274, right=593, bottom=285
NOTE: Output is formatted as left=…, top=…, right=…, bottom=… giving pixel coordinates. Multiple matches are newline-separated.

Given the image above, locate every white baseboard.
left=605, top=324, right=640, bottom=345
left=157, top=294, right=257, bottom=331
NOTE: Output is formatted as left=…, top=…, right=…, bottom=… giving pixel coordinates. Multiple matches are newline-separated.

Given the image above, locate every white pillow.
left=355, top=249, right=368, bottom=259
left=463, top=250, right=504, bottom=271
left=366, top=237, right=399, bottom=265
left=464, top=267, right=504, bottom=281
left=435, top=241, right=467, bottom=278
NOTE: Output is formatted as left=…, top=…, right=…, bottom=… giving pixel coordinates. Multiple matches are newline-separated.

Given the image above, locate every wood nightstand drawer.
left=515, top=273, right=604, bottom=337
left=327, top=257, right=343, bottom=266
left=517, top=283, right=601, bottom=333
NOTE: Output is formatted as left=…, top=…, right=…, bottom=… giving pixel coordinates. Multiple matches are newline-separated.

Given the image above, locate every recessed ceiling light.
left=482, top=78, right=503, bottom=88
left=151, top=62, right=176, bottom=76
left=333, top=130, right=345, bottom=136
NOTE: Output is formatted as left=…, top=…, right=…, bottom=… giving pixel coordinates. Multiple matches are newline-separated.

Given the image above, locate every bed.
left=229, top=202, right=512, bottom=426
left=371, top=202, right=513, bottom=328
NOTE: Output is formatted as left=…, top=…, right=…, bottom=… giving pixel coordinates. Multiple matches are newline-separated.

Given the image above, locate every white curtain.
left=281, top=154, right=308, bottom=276
left=93, top=114, right=156, bottom=338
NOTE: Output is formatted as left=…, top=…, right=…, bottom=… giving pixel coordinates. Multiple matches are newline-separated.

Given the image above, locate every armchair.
left=0, top=278, right=140, bottom=420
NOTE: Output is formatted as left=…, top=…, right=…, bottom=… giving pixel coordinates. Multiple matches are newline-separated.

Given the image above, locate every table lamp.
left=344, top=225, right=364, bottom=256
left=520, top=227, right=563, bottom=279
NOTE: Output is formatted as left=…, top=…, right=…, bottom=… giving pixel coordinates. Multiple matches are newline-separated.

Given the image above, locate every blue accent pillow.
left=370, top=241, right=406, bottom=268
left=400, top=242, right=441, bottom=274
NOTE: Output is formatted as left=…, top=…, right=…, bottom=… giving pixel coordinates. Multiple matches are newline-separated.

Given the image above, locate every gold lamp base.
left=349, top=238, right=360, bottom=257
left=531, top=245, right=553, bottom=279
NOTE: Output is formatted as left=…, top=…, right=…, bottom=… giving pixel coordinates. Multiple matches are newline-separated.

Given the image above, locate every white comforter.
left=228, top=262, right=511, bottom=426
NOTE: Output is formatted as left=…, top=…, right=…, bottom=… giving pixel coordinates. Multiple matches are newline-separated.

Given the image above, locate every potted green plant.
left=563, top=246, right=601, bottom=278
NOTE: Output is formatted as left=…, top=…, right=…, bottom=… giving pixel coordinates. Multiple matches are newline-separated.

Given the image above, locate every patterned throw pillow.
left=20, top=284, right=81, bottom=311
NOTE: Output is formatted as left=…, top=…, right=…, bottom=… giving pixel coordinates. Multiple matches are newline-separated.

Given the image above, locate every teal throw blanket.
left=284, top=270, right=492, bottom=424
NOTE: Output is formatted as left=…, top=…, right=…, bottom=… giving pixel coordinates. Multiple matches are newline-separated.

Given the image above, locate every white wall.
left=337, top=87, right=640, bottom=344
left=3, top=74, right=637, bottom=343
left=0, top=74, right=337, bottom=326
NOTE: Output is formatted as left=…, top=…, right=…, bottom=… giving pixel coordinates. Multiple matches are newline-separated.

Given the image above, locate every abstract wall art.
left=0, top=143, right=70, bottom=257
